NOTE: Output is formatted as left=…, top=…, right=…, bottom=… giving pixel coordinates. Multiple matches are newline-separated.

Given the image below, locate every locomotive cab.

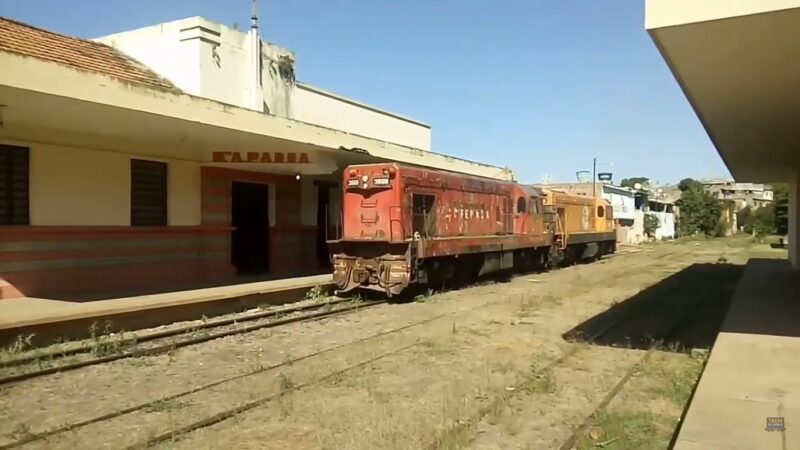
left=329, top=163, right=412, bottom=296
left=338, top=164, right=404, bottom=242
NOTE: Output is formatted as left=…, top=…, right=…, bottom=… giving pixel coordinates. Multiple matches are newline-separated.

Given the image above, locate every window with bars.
left=0, top=145, right=30, bottom=226
left=131, top=159, right=168, bottom=226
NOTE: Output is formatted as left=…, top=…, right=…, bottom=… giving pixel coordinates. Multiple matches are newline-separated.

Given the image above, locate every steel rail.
left=0, top=299, right=383, bottom=387
left=0, top=308, right=450, bottom=449
left=1, top=297, right=348, bottom=370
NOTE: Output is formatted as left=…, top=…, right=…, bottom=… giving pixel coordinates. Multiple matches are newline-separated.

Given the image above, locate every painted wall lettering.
left=212, top=152, right=311, bottom=164
left=439, top=202, right=490, bottom=222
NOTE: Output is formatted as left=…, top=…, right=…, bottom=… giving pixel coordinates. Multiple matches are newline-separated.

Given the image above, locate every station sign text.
left=212, top=151, right=311, bottom=164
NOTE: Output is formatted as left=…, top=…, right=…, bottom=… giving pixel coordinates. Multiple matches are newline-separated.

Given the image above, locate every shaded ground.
left=0, top=236, right=786, bottom=449
left=563, top=262, right=743, bottom=351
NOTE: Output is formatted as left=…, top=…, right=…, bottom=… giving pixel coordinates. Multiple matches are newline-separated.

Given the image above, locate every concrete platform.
left=673, top=259, right=800, bottom=450
left=0, top=274, right=331, bottom=345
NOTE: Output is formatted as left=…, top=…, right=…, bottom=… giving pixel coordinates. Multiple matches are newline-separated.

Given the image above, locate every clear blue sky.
left=1, top=0, right=730, bottom=185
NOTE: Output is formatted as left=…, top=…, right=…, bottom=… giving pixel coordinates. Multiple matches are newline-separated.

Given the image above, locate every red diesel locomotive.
left=329, top=163, right=616, bottom=296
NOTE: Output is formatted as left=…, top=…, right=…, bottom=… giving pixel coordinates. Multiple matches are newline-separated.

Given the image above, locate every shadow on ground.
left=563, top=263, right=744, bottom=352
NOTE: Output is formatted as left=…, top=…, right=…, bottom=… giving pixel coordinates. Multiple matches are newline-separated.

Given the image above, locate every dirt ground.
left=0, top=236, right=787, bottom=450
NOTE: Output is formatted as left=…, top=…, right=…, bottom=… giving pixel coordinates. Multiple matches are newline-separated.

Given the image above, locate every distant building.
left=647, top=198, right=677, bottom=240
left=530, top=178, right=684, bottom=244
left=631, top=186, right=678, bottom=241
left=602, top=184, right=641, bottom=244
left=702, top=179, right=773, bottom=209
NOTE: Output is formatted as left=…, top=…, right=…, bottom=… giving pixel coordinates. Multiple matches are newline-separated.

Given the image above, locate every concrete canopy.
left=0, top=82, right=367, bottom=176
left=0, top=51, right=514, bottom=181
left=646, top=0, right=800, bottom=182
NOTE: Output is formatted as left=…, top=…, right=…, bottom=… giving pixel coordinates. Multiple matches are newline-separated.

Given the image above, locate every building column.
left=790, top=176, right=799, bottom=269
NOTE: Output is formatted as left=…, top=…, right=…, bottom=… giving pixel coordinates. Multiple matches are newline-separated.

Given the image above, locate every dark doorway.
left=231, top=182, right=270, bottom=275
left=316, top=185, right=331, bottom=268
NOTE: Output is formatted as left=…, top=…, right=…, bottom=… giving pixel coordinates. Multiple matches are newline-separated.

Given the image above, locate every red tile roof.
left=0, top=17, right=179, bottom=92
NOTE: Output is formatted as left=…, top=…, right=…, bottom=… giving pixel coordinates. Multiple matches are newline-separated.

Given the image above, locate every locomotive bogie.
left=332, top=254, right=410, bottom=297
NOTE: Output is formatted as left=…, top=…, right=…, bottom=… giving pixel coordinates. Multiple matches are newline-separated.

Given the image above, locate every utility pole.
left=592, top=157, right=597, bottom=198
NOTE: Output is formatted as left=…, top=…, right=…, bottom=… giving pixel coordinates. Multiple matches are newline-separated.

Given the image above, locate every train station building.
left=0, top=16, right=512, bottom=300
left=647, top=0, right=799, bottom=269
left=647, top=1, right=800, bottom=449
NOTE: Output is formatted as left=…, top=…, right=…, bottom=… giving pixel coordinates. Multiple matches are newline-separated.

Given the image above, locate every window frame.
left=411, top=192, right=437, bottom=237
left=130, top=159, right=168, bottom=227
left=530, top=197, right=541, bottom=214
left=0, top=145, right=30, bottom=226
left=516, top=196, right=527, bottom=214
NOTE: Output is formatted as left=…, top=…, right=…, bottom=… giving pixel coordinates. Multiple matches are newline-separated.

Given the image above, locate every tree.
left=644, top=213, right=661, bottom=239
left=678, top=178, right=704, bottom=192
left=752, top=203, right=776, bottom=236
left=741, top=203, right=778, bottom=236
left=676, top=179, right=723, bottom=236
left=620, top=177, right=649, bottom=189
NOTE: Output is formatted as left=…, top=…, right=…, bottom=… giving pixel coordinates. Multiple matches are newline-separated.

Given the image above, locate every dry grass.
left=638, top=352, right=707, bottom=406
left=0, top=238, right=758, bottom=450
left=576, top=410, right=669, bottom=450
left=576, top=352, right=708, bottom=450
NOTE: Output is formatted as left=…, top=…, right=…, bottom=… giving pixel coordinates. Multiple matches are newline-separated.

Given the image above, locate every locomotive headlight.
left=347, top=179, right=360, bottom=187
left=373, top=177, right=390, bottom=186
left=361, top=175, right=369, bottom=182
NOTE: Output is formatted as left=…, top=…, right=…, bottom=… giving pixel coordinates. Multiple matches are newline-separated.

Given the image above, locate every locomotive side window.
left=529, top=197, right=540, bottom=214
left=516, top=196, right=527, bottom=214
left=597, top=205, right=605, bottom=218
left=412, top=193, right=437, bottom=237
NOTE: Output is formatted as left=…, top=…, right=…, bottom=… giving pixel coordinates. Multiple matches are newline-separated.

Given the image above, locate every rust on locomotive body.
left=328, top=163, right=617, bottom=297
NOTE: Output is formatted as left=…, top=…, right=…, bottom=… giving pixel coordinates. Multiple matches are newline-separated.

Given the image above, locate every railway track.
left=149, top=249, right=705, bottom=449
left=1, top=245, right=678, bottom=377
left=555, top=286, right=713, bottom=450
left=432, top=314, right=703, bottom=450
left=1, top=245, right=696, bottom=449
left=0, top=245, right=664, bottom=388
left=126, top=340, right=424, bottom=450
left=2, top=275, right=576, bottom=449
left=0, top=297, right=384, bottom=386
left=0, top=310, right=451, bottom=449
left=426, top=259, right=713, bottom=450
left=1, top=297, right=350, bottom=367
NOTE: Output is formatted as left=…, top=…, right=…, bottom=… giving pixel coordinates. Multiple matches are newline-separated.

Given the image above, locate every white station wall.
left=10, top=140, right=202, bottom=226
